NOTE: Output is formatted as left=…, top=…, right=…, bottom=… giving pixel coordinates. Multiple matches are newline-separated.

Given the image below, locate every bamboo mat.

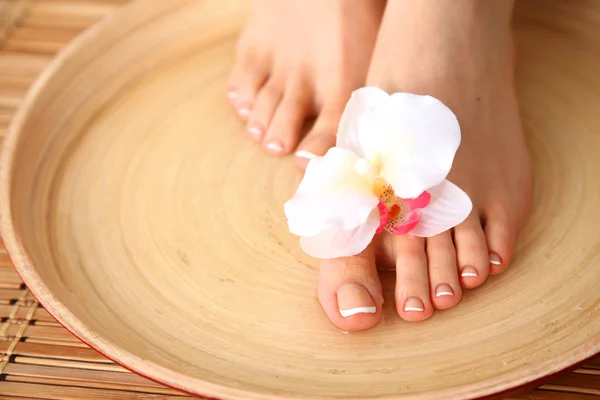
left=0, top=0, right=598, bottom=399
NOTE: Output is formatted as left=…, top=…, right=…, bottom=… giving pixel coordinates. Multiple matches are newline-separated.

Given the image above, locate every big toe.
left=318, top=246, right=384, bottom=332
left=294, top=101, right=344, bottom=169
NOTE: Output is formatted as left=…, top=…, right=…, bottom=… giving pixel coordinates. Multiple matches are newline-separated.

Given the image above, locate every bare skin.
left=227, top=0, right=385, bottom=166
left=230, top=0, right=533, bottom=331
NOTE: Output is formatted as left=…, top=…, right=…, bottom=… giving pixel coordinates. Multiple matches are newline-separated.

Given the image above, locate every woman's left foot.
left=228, top=0, right=384, bottom=166
left=317, top=0, right=533, bottom=331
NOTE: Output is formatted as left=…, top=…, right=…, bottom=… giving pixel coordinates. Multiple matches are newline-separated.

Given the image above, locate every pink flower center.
left=373, top=179, right=431, bottom=235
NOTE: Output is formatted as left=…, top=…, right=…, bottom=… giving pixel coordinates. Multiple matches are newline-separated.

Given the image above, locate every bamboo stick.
left=539, top=385, right=600, bottom=396
left=0, top=381, right=191, bottom=400
left=8, top=342, right=110, bottom=363
left=24, top=338, right=89, bottom=349
left=5, top=324, right=80, bottom=342
left=506, top=391, right=600, bottom=400
left=4, top=375, right=187, bottom=396
left=545, top=373, right=600, bottom=392
left=0, top=253, right=13, bottom=267
left=3, top=362, right=163, bottom=388
left=23, top=1, right=123, bottom=30
left=0, top=289, right=30, bottom=305
left=15, top=355, right=127, bottom=373
left=574, top=368, right=600, bottom=376
left=0, top=53, right=52, bottom=77
left=4, top=26, right=83, bottom=54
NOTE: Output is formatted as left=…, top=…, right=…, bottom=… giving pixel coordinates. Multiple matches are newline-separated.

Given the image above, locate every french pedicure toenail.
left=226, top=90, right=237, bottom=101
left=435, top=284, right=454, bottom=298
left=337, top=283, right=377, bottom=318
left=295, top=150, right=318, bottom=160
left=404, top=297, right=425, bottom=312
left=247, top=125, right=263, bottom=140
left=238, top=106, right=251, bottom=119
left=461, top=265, right=479, bottom=278
left=489, top=253, right=502, bottom=265
left=266, top=140, right=284, bottom=154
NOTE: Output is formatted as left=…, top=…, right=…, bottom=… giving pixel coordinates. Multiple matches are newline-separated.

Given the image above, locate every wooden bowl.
left=1, top=0, right=599, bottom=399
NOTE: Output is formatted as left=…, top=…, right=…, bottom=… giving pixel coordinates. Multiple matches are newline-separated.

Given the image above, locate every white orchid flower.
left=284, top=87, right=473, bottom=259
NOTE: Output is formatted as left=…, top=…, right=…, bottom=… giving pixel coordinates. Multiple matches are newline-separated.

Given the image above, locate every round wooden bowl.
left=1, top=0, right=599, bottom=399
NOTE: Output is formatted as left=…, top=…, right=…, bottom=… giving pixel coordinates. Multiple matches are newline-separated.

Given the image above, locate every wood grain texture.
left=0, top=0, right=599, bottom=399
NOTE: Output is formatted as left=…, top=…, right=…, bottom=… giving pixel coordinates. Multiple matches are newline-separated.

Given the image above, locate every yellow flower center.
left=372, top=178, right=387, bottom=197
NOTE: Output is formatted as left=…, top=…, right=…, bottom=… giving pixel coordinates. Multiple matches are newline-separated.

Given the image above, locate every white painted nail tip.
left=266, top=142, right=283, bottom=152
left=404, top=306, right=424, bottom=312
left=339, top=306, right=377, bottom=318
left=295, top=150, right=317, bottom=160
left=490, top=259, right=502, bottom=265
left=238, top=108, right=251, bottom=118
left=227, top=91, right=237, bottom=100
left=435, top=291, right=453, bottom=298
left=461, top=272, right=478, bottom=278
left=247, top=126, right=262, bottom=138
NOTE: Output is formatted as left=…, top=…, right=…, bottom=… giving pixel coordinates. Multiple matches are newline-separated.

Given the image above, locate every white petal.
left=336, top=87, right=389, bottom=156
left=284, top=147, right=378, bottom=237
left=358, top=93, right=461, bottom=199
left=410, top=180, right=472, bottom=237
left=300, top=207, right=380, bottom=259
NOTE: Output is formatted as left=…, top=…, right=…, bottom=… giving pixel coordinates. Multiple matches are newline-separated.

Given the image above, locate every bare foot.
left=228, top=0, right=384, bottom=167
left=318, top=0, right=533, bottom=331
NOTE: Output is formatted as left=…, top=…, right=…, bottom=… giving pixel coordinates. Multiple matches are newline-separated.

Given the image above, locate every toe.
left=483, top=208, right=516, bottom=275
left=425, top=232, right=462, bottom=310
left=294, top=102, right=344, bottom=169
left=245, top=79, right=282, bottom=142
left=394, top=236, right=434, bottom=321
left=262, top=80, right=311, bottom=155
left=453, top=213, right=490, bottom=289
left=227, top=55, right=269, bottom=121
left=318, top=246, right=384, bottom=332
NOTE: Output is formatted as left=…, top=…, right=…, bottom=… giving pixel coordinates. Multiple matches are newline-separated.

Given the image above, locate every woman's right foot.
left=228, top=0, right=385, bottom=167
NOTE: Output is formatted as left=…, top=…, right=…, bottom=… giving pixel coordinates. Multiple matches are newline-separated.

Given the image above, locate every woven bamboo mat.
left=0, top=0, right=598, bottom=399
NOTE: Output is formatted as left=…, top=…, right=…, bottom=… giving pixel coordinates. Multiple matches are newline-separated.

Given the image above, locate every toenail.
left=247, top=125, right=263, bottom=141
left=337, top=283, right=377, bottom=318
left=489, top=253, right=502, bottom=265
left=265, top=140, right=284, bottom=154
left=227, top=90, right=237, bottom=101
left=295, top=150, right=318, bottom=160
left=435, top=284, right=454, bottom=298
left=238, top=106, right=251, bottom=119
left=404, top=297, right=424, bottom=312
left=461, top=265, right=479, bottom=278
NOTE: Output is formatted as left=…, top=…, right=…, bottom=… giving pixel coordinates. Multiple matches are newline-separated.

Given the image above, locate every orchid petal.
left=403, top=191, right=431, bottom=211
left=284, top=147, right=379, bottom=237
left=299, top=208, right=380, bottom=259
left=409, top=180, right=472, bottom=237
left=391, top=211, right=421, bottom=235
left=336, top=87, right=389, bottom=156
left=376, top=200, right=389, bottom=234
left=358, top=93, right=461, bottom=199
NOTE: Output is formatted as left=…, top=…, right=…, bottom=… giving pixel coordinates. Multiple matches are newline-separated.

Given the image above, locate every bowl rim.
left=0, top=1, right=598, bottom=399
